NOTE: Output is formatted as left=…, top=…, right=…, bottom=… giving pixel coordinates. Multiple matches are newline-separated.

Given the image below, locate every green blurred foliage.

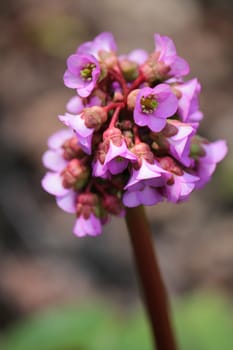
left=1, top=294, right=233, bottom=350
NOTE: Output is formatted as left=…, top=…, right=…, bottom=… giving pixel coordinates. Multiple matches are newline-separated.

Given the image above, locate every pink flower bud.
left=83, top=106, right=107, bottom=130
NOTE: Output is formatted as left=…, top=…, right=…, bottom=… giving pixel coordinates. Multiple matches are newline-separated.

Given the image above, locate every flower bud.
left=98, top=50, right=118, bottom=69
left=119, top=59, right=139, bottom=82
left=161, top=122, right=178, bottom=138
left=127, top=89, right=140, bottom=110
left=141, top=53, right=170, bottom=82
left=131, top=142, right=154, bottom=165
left=62, top=159, right=89, bottom=190
left=159, top=156, right=183, bottom=176
left=102, top=194, right=124, bottom=215
left=83, top=106, right=107, bottom=130
left=76, top=193, right=101, bottom=219
left=62, top=136, right=85, bottom=160
left=103, top=127, right=123, bottom=147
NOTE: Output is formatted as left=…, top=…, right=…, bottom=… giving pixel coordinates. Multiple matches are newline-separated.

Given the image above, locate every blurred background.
left=0, top=0, right=233, bottom=349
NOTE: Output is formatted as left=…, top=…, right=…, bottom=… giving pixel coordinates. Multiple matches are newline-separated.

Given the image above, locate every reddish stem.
left=109, top=105, right=123, bottom=128
left=125, top=206, right=178, bottom=350
left=104, top=102, right=125, bottom=113
left=110, top=68, right=128, bottom=96
left=133, top=125, right=141, bottom=144
left=128, top=72, right=145, bottom=92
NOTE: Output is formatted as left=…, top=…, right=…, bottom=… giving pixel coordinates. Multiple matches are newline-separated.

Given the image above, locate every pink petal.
left=66, top=96, right=84, bottom=114
left=48, top=129, right=74, bottom=149
left=128, top=49, right=148, bottom=64
left=41, top=172, right=69, bottom=196
left=42, top=150, right=67, bottom=172
left=154, top=34, right=176, bottom=58
left=203, top=140, right=228, bottom=163
left=56, top=190, right=76, bottom=213
left=138, top=186, right=163, bottom=206
left=148, top=116, right=166, bottom=132
left=123, top=190, right=140, bottom=207
left=64, top=70, right=82, bottom=88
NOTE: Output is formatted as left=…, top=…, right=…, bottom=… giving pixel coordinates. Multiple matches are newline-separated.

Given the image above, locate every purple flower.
left=66, top=96, right=84, bottom=115
left=66, top=94, right=102, bottom=115
left=134, top=84, right=178, bottom=132
left=42, top=129, right=74, bottom=172
left=93, top=138, right=137, bottom=177
left=104, top=139, right=137, bottom=175
left=125, top=159, right=168, bottom=189
left=77, top=32, right=117, bottom=58
left=64, top=53, right=100, bottom=98
left=59, top=113, right=94, bottom=155
left=128, top=49, right=149, bottom=65
left=123, top=185, right=163, bottom=207
left=195, top=140, right=227, bottom=189
left=92, top=159, right=110, bottom=179
left=176, top=78, right=203, bottom=123
left=119, top=49, right=148, bottom=65
left=122, top=159, right=168, bottom=207
left=164, top=171, right=199, bottom=203
left=41, top=129, right=78, bottom=214
left=154, top=34, right=190, bottom=78
left=73, top=213, right=102, bottom=237
left=166, top=120, right=195, bottom=166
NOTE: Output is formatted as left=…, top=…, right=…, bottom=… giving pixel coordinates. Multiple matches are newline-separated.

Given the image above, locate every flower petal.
left=42, top=150, right=67, bottom=172
left=56, top=190, right=76, bottom=213
left=41, top=172, right=69, bottom=196
left=48, top=129, right=74, bottom=149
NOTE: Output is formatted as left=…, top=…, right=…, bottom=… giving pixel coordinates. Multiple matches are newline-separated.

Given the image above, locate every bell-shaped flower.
left=164, top=171, right=199, bottom=203
left=73, top=213, right=102, bottom=237
left=175, top=78, right=203, bottom=123
left=165, top=120, right=195, bottom=167
left=123, top=158, right=168, bottom=207
left=195, top=140, right=227, bottom=189
left=59, top=113, right=94, bottom=155
left=42, top=129, right=74, bottom=172
left=154, top=34, right=190, bottom=78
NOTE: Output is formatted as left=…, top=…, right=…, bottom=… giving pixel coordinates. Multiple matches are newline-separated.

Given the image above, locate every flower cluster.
left=42, top=32, right=227, bottom=237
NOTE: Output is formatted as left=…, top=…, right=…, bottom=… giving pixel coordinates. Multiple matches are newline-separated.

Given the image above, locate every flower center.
left=140, top=95, right=158, bottom=114
left=80, top=63, right=96, bottom=81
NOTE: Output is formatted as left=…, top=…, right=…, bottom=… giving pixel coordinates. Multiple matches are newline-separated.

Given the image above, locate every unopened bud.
left=76, top=193, right=101, bottom=219
left=131, top=142, right=154, bottom=164
left=102, top=194, right=123, bottom=215
left=119, top=59, right=139, bottom=82
left=127, top=89, right=140, bottom=110
left=99, top=50, right=118, bottom=69
left=160, top=156, right=183, bottom=176
left=113, top=91, right=124, bottom=102
left=62, top=159, right=89, bottom=190
left=162, top=122, right=178, bottom=138
left=62, top=136, right=85, bottom=160
left=83, top=106, right=107, bottom=130
left=103, top=127, right=123, bottom=147
left=141, top=53, right=170, bottom=82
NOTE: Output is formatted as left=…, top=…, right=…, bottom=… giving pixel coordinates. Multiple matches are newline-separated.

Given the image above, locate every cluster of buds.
left=42, top=32, right=227, bottom=237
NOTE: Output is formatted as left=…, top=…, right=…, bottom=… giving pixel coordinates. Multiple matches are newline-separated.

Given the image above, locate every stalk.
left=125, top=206, right=178, bottom=350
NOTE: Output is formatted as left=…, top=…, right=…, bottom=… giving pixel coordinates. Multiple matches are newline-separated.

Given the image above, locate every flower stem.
left=125, top=206, right=178, bottom=350
left=109, top=106, right=122, bottom=128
